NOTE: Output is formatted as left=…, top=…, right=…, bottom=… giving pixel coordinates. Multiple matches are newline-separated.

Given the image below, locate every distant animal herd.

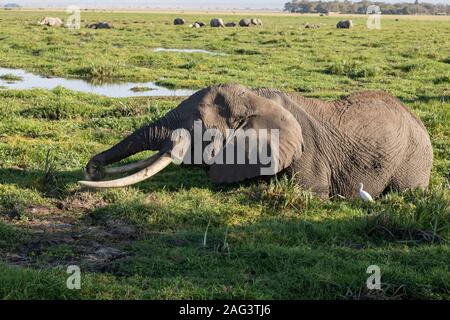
left=174, top=17, right=264, bottom=28
left=38, top=16, right=354, bottom=30
left=38, top=17, right=114, bottom=29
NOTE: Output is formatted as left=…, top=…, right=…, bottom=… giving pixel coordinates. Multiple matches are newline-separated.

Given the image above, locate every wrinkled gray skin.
left=174, top=18, right=185, bottom=25
left=86, top=84, right=433, bottom=199
left=337, top=20, right=353, bottom=29
left=239, top=19, right=252, bottom=27
left=210, top=18, right=225, bottom=27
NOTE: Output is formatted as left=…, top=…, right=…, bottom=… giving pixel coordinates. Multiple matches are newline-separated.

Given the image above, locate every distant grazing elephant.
left=251, top=18, right=263, bottom=26
left=210, top=18, right=225, bottom=27
left=305, top=23, right=320, bottom=29
left=337, top=20, right=353, bottom=29
left=81, top=84, right=433, bottom=200
left=239, top=19, right=251, bottom=27
left=195, top=21, right=206, bottom=27
left=174, top=18, right=185, bottom=25
left=38, top=17, right=63, bottom=27
left=225, top=22, right=237, bottom=27
left=88, top=22, right=113, bottom=29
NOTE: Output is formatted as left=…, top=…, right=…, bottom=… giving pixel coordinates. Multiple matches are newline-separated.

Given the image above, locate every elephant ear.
left=208, top=93, right=303, bottom=183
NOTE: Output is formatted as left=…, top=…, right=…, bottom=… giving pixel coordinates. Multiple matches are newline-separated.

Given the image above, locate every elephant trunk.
left=80, top=109, right=191, bottom=188
left=85, top=112, right=179, bottom=181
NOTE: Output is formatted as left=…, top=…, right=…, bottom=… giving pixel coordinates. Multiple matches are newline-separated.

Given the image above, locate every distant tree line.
left=284, top=1, right=449, bottom=15
left=2, top=3, right=21, bottom=8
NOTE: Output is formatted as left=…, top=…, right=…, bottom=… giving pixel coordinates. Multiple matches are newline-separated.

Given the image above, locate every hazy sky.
left=3, top=1, right=449, bottom=9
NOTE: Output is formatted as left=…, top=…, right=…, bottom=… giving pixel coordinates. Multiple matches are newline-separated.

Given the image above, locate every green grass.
left=0, top=11, right=449, bottom=300
left=0, top=73, right=22, bottom=82
left=129, top=86, right=154, bottom=92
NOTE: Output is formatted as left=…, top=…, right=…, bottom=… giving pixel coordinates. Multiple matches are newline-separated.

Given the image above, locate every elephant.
left=88, top=22, right=113, bottom=29
left=80, top=84, right=433, bottom=200
left=225, top=22, right=237, bottom=27
left=239, top=19, right=252, bottom=27
left=195, top=21, right=206, bottom=27
left=38, top=17, right=63, bottom=27
left=210, top=18, right=225, bottom=28
left=174, top=18, right=186, bottom=25
left=337, top=20, right=353, bottom=29
left=251, top=18, right=263, bottom=26
left=305, top=23, right=320, bottom=29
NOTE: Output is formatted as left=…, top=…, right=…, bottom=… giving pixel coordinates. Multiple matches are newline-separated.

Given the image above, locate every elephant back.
left=174, top=18, right=185, bottom=25
left=210, top=18, right=224, bottom=27
left=337, top=20, right=353, bottom=29
left=239, top=19, right=251, bottom=27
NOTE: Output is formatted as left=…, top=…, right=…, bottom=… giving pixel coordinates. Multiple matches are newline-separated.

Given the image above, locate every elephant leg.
left=387, top=133, right=432, bottom=192
left=85, top=124, right=167, bottom=180
left=388, top=155, right=432, bottom=192
left=289, top=161, right=331, bottom=199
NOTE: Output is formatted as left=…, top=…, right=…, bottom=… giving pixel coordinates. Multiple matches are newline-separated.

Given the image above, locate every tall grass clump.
left=0, top=74, right=22, bottom=82
left=38, top=149, right=61, bottom=197
left=258, top=175, right=314, bottom=212
left=364, top=185, right=450, bottom=243
left=75, top=63, right=119, bottom=83
left=324, top=59, right=379, bottom=79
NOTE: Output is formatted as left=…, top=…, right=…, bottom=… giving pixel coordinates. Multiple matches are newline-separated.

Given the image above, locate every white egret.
left=358, top=183, right=374, bottom=202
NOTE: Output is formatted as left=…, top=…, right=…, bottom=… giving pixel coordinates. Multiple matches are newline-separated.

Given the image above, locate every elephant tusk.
left=78, top=153, right=173, bottom=188
left=103, top=153, right=160, bottom=175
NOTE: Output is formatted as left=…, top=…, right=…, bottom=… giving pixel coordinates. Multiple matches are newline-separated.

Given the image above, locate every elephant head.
left=80, top=84, right=303, bottom=188
left=210, top=18, right=225, bottom=28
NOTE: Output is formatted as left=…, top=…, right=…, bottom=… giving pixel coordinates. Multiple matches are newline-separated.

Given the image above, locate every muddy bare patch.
left=11, top=234, right=130, bottom=271
left=4, top=207, right=139, bottom=273
left=58, top=191, right=108, bottom=211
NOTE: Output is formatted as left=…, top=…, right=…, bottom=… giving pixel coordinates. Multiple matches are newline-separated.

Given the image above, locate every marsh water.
left=0, top=67, right=195, bottom=98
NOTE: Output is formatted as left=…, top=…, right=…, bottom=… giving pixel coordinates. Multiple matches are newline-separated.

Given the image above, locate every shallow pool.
left=0, top=67, right=195, bottom=98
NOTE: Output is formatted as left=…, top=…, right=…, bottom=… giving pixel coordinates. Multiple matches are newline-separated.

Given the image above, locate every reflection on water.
left=153, top=47, right=225, bottom=55
left=0, top=67, right=195, bottom=98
